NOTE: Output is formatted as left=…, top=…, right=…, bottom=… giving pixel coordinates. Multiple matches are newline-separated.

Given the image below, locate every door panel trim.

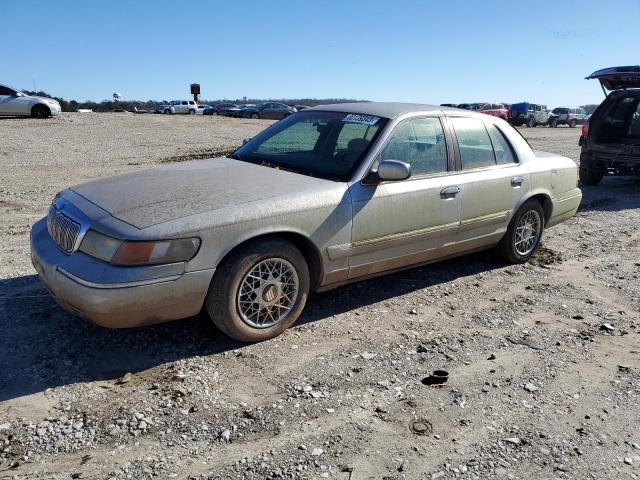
left=459, top=210, right=511, bottom=230
left=327, top=221, right=459, bottom=260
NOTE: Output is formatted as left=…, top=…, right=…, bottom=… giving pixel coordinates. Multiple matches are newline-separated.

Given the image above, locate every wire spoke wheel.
left=237, top=258, right=299, bottom=329
left=514, top=210, right=542, bottom=256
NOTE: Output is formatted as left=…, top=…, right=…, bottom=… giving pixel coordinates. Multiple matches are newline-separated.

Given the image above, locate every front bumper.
left=48, top=103, right=62, bottom=116
left=30, top=218, right=215, bottom=328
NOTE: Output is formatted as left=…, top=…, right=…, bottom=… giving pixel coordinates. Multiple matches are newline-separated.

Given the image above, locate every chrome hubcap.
left=237, top=258, right=299, bottom=328
left=514, top=210, right=541, bottom=256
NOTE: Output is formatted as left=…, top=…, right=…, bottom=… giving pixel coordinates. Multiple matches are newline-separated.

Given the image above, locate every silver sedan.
left=30, top=103, right=582, bottom=342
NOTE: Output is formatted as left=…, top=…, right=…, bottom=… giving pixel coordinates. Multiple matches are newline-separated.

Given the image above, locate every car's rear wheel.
left=579, top=162, right=604, bottom=185
left=498, top=199, right=544, bottom=264
left=205, top=238, right=310, bottom=342
left=569, top=119, right=577, bottom=128
left=527, top=117, right=536, bottom=128
left=251, top=113, right=259, bottom=119
left=31, top=104, right=51, bottom=118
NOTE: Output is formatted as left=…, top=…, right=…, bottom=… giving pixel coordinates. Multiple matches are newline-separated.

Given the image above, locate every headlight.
left=45, top=99, right=59, bottom=106
left=79, top=230, right=200, bottom=266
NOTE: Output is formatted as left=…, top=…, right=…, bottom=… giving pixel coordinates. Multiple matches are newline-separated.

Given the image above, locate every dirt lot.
left=1, top=114, right=639, bottom=479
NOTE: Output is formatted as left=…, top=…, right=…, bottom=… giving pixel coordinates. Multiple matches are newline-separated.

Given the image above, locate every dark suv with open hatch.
left=579, top=66, right=640, bottom=185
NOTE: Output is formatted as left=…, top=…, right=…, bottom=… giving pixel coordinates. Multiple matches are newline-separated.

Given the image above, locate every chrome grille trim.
left=47, top=205, right=81, bottom=253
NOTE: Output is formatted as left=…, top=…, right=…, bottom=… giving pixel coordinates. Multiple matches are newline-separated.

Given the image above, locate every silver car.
left=30, top=103, right=582, bottom=342
left=0, top=84, right=61, bottom=118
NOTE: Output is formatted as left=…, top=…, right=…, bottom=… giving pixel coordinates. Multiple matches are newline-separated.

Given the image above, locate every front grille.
left=47, top=205, right=81, bottom=252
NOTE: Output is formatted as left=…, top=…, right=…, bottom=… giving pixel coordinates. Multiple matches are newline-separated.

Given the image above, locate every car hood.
left=70, top=157, right=335, bottom=229
left=586, top=66, right=640, bottom=91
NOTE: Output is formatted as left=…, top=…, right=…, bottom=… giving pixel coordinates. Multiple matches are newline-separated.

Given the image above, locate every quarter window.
left=380, top=117, right=448, bottom=175
left=451, top=117, right=496, bottom=169
left=0, top=86, right=16, bottom=96
left=486, top=124, right=517, bottom=164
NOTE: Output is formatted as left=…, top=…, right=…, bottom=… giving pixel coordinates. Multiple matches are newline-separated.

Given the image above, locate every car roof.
left=306, top=102, right=462, bottom=119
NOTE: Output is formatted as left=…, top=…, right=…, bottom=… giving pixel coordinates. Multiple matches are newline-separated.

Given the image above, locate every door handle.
left=511, top=176, right=525, bottom=187
left=440, top=186, right=461, bottom=199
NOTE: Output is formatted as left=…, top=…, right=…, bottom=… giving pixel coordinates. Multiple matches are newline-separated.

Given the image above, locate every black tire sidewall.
left=33, top=105, right=49, bottom=118
left=205, top=239, right=310, bottom=342
left=500, top=200, right=545, bottom=264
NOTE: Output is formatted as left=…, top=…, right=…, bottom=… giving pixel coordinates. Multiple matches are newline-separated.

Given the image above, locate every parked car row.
left=152, top=100, right=298, bottom=120
left=441, top=102, right=589, bottom=128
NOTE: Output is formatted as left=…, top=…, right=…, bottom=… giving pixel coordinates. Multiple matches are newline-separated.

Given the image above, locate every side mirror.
left=14, top=92, right=23, bottom=97
left=242, top=137, right=251, bottom=145
left=365, top=160, right=411, bottom=184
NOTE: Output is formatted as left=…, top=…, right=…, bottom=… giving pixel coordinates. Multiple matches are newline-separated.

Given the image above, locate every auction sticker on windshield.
left=342, top=114, right=380, bottom=125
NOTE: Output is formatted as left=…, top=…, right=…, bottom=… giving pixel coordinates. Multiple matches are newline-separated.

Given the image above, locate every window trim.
left=445, top=115, right=521, bottom=174
left=486, top=122, right=519, bottom=166
left=362, top=114, right=453, bottom=183
left=448, top=116, right=498, bottom=171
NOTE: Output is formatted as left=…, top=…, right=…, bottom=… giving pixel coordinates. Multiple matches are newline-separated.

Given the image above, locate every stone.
left=524, top=383, right=538, bottom=392
left=311, top=448, right=323, bottom=456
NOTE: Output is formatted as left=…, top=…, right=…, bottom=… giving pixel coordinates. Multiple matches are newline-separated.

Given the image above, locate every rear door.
left=447, top=116, right=529, bottom=252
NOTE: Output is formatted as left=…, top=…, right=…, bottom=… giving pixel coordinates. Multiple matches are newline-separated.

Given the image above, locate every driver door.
left=347, top=116, right=461, bottom=278
left=0, top=86, right=22, bottom=115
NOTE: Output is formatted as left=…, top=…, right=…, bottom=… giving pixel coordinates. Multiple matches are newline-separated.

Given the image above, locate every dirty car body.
left=31, top=102, right=582, bottom=342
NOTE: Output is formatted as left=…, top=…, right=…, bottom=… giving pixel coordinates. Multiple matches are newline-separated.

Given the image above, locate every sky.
left=1, top=0, right=637, bottom=106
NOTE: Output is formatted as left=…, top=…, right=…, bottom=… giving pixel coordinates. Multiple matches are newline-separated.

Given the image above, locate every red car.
left=469, top=102, right=508, bottom=121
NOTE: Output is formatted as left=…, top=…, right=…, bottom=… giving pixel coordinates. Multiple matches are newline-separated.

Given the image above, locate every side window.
left=181, top=101, right=188, bottom=105
left=486, top=124, right=517, bottom=164
left=451, top=117, right=496, bottom=169
left=380, top=117, right=448, bottom=175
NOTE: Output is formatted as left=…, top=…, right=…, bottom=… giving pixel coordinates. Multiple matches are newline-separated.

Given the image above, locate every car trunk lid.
left=586, top=66, right=640, bottom=91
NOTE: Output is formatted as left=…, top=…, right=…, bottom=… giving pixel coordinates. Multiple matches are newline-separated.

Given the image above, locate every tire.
left=189, top=109, right=196, bottom=115
left=579, top=162, right=604, bottom=186
left=527, top=117, right=536, bottom=128
left=498, top=199, right=544, bottom=264
left=250, top=113, right=259, bottom=119
left=164, top=109, right=172, bottom=114
left=31, top=104, right=51, bottom=119
left=205, top=238, right=310, bottom=342
left=213, top=111, right=218, bottom=116
left=569, top=119, right=577, bottom=128
left=548, top=118, right=558, bottom=128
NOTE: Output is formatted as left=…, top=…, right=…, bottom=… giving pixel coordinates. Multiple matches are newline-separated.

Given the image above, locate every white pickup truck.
left=160, top=100, right=198, bottom=114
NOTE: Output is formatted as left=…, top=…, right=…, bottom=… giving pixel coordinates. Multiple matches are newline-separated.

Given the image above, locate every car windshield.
left=553, top=108, right=569, bottom=114
left=231, top=111, right=388, bottom=181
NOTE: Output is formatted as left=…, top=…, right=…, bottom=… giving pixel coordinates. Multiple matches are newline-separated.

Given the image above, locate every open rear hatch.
left=586, top=66, right=640, bottom=93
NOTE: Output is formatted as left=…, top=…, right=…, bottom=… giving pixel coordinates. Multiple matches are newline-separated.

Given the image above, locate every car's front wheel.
left=251, top=113, right=259, bottom=119
left=164, top=109, right=172, bottom=114
left=548, top=118, right=558, bottom=128
left=31, top=104, right=51, bottom=118
left=498, top=199, right=544, bottom=264
left=569, top=119, right=577, bottom=128
left=527, top=117, right=536, bottom=128
left=205, top=238, right=310, bottom=342
left=189, top=109, right=196, bottom=115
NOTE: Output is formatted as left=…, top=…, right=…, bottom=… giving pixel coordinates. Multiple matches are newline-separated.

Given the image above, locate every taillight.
left=581, top=121, right=589, bottom=137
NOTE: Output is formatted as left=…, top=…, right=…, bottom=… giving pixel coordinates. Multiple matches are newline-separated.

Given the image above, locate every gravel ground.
left=1, top=114, right=639, bottom=479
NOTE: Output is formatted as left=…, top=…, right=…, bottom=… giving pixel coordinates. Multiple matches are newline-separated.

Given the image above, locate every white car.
left=0, top=84, right=61, bottom=118
left=160, top=100, right=198, bottom=115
